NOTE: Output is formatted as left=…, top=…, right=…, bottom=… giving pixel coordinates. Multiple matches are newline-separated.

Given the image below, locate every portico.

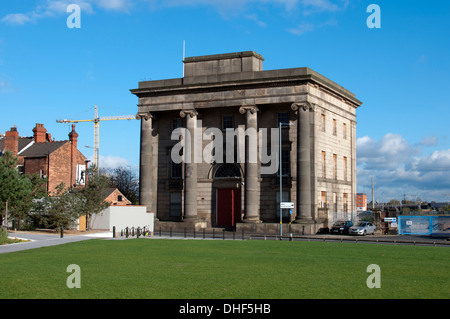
left=131, top=51, right=361, bottom=234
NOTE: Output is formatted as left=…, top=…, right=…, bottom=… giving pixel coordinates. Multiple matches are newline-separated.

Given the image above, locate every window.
left=333, top=154, right=337, bottom=179
left=171, top=161, right=182, bottom=179
left=214, top=164, right=241, bottom=178
left=333, top=119, right=337, bottom=136
left=320, top=191, right=327, bottom=208
left=333, top=192, right=337, bottom=212
left=343, top=156, right=348, bottom=181
left=278, top=149, right=290, bottom=176
left=321, top=151, right=326, bottom=178
left=343, top=123, right=347, bottom=139
left=118, top=195, right=123, bottom=202
left=277, top=112, right=289, bottom=127
left=222, top=115, right=233, bottom=130
left=170, top=192, right=182, bottom=217
left=343, top=193, right=348, bottom=213
left=321, top=114, right=326, bottom=132
left=172, top=118, right=182, bottom=131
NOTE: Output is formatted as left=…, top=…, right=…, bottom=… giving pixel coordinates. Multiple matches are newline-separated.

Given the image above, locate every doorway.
left=216, top=188, right=241, bottom=227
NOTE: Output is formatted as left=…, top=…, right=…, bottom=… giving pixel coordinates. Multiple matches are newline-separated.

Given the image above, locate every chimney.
left=69, top=124, right=79, bottom=186
left=69, top=124, right=78, bottom=149
left=5, top=126, right=19, bottom=156
left=33, top=123, right=47, bottom=143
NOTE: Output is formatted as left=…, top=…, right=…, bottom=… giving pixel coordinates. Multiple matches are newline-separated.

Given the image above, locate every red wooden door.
left=217, top=189, right=241, bottom=227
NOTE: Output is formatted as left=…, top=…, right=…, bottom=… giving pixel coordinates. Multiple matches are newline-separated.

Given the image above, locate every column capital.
left=136, top=112, right=154, bottom=121
left=239, top=105, right=259, bottom=115
left=180, top=109, right=198, bottom=118
left=291, top=102, right=314, bottom=112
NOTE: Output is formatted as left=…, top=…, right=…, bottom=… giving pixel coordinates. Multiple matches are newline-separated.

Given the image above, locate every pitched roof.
left=20, top=140, right=68, bottom=158
left=0, top=137, right=34, bottom=155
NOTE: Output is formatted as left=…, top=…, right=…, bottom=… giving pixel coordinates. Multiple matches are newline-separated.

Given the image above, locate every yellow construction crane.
left=57, top=105, right=135, bottom=169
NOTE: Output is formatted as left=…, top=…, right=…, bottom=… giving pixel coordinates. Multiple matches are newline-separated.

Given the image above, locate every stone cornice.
left=131, top=67, right=362, bottom=107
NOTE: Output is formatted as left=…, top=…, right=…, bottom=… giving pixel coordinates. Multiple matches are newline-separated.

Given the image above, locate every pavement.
left=0, top=231, right=113, bottom=254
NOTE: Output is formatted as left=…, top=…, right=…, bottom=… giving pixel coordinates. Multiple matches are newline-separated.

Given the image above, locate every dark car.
left=330, top=220, right=354, bottom=235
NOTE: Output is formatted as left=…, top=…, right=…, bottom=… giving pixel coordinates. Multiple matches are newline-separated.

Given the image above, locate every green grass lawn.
left=0, top=239, right=449, bottom=299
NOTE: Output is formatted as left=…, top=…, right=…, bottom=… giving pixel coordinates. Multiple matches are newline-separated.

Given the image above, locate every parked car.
left=349, top=221, right=376, bottom=236
left=330, top=220, right=353, bottom=235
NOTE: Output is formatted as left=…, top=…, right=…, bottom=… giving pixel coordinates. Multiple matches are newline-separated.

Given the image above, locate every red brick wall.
left=23, top=142, right=86, bottom=194
left=105, top=189, right=132, bottom=206
left=24, top=157, right=48, bottom=178
left=48, top=142, right=86, bottom=193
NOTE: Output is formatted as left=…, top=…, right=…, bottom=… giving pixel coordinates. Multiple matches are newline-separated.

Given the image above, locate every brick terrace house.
left=105, top=188, right=132, bottom=206
left=0, top=123, right=87, bottom=193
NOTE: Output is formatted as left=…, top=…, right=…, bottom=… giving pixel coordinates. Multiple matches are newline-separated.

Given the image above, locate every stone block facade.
left=131, top=51, right=362, bottom=234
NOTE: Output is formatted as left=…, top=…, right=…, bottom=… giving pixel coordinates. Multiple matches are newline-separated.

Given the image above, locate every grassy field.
left=0, top=239, right=449, bottom=299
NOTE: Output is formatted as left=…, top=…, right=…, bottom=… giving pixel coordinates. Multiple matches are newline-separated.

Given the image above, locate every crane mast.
left=57, top=105, right=135, bottom=169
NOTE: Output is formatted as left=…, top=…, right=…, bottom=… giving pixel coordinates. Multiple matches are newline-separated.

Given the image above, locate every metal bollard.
left=113, top=226, right=116, bottom=238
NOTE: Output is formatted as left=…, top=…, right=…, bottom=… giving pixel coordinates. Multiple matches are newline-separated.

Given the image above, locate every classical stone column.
left=137, top=112, right=157, bottom=216
left=180, top=109, right=199, bottom=220
left=239, top=105, right=261, bottom=223
left=291, top=102, right=314, bottom=223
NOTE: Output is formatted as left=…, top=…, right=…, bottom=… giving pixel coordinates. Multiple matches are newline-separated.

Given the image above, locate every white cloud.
left=94, top=0, right=133, bottom=12
left=1, top=0, right=129, bottom=25
left=287, top=22, right=314, bottom=35
left=0, top=79, right=11, bottom=92
left=357, top=133, right=420, bottom=170
left=418, top=135, right=437, bottom=147
left=99, top=155, right=130, bottom=170
left=2, top=0, right=350, bottom=25
left=300, top=0, right=339, bottom=12
left=1, top=13, right=33, bottom=25
left=357, top=133, right=450, bottom=202
left=246, top=14, right=267, bottom=27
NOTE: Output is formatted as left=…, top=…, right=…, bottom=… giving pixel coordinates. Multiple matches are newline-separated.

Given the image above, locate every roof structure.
left=19, top=141, right=68, bottom=158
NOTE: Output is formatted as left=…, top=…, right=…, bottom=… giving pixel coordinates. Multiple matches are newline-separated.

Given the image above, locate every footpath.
left=0, top=231, right=112, bottom=254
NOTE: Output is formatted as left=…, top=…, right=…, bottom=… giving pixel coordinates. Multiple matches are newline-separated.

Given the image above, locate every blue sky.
left=1, top=0, right=450, bottom=202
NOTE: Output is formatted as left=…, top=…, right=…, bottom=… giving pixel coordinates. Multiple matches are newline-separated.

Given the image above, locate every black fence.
left=115, top=226, right=248, bottom=240
left=112, top=225, right=450, bottom=246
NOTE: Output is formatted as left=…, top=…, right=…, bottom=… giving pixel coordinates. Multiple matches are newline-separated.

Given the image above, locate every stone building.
left=131, top=51, right=362, bottom=234
left=0, top=123, right=87, bottom=193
